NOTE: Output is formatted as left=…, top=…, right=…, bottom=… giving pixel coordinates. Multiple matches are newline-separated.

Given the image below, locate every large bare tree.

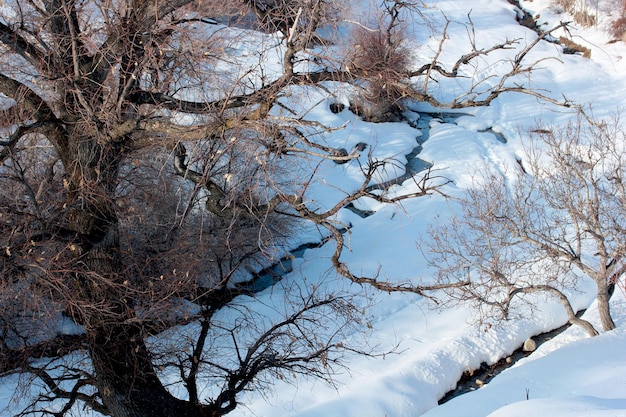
left=0, top=0, right=573, bottom=415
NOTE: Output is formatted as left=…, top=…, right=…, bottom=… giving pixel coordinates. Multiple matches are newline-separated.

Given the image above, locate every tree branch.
left=24, top=365, right=108, bottom=416
left=0, top=74, right=57, bottom=121
left=510, top=284, right=598, bottom=336
left=0, top=21, right=48, bottom=68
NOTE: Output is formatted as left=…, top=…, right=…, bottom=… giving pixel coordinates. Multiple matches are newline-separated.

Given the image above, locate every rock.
left=523, top=338, right=537, bottom=352
left=475, top=379, right=484, bottom=387
left=505, top=356, right=512, bottom=364
left=331, top=148, right=349, bottom=164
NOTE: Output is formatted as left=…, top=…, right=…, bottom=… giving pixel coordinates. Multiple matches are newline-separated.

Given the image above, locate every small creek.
left=244, top=110, right=486, bottom=290
left=241, top=110, right=571, bottom=404
left=439, top=314, right=583, bottom=404
left=241, top=0, right=585, bottom=399
left=242, top=241, right=317, bottom=293
left=243, top=111, right=468, bottom=293
left=365, top=111, right=468, bottom=193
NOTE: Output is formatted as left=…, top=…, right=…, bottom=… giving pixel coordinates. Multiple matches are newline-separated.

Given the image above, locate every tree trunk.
left=79, top=221, right=220, bottom=417
left=596, top=278, right=616, bottom=332
left=542, top=285, right=599, bottom=337
left=65, top=142, right=220, bottom=417
left=569, top=316, right=599, bottom=337
left=74, top=201, right=221, bottom=417
left=89, top=323, right=218, bottom=417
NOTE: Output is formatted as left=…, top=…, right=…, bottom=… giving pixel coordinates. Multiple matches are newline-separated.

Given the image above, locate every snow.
left=423, top=291, right=626, bottom=417
left=2, top=0, right=626, bottom=416
left=231, top=1, right=626, bottom=416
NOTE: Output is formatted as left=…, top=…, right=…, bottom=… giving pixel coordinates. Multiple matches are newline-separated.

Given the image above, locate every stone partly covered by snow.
left=522, top=338, right=537, bottom=352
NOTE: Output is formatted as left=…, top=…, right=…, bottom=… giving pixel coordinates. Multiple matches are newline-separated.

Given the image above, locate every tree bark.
left=515, top=285, right=599, bottom=337
left=64, top=139, right=220, bottom=417
left=551, top=287, right=599, bottom=337
left=89, top=323, right=218, bottom=417
left=74, top=200, right=220, bottom=417
left=596, top=278, right=616, bottom=332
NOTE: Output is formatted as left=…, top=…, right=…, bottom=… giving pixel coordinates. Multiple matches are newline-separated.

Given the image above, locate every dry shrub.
left=559, top=36, right=591, bottom=58
left=553, top=0, right=574, bottom=9
left=240, top=0, right=344, bottom=37
left=550, top=0, right=596, bottom=27
left=184, top=0, right=246, bottom=21
left=611, top=16, right=626, bottom=40
left=572, top=10, right=596, bottom=27
left=346, top=25, right=411, bottom=121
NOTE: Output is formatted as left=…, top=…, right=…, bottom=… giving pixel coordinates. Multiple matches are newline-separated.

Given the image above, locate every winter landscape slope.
left=233, top=0, right=626, bottom=416
left=1, top=0, right=626, bottom=416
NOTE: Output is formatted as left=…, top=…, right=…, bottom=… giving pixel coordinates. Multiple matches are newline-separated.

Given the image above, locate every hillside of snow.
left=1, top=0, right=626, bottom=416
left=233, top=1, right=626, bottom=416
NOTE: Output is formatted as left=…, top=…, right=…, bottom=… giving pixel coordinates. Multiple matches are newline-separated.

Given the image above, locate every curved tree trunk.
left=548, top=287, right=599, bottom=337
left=518, top=285, right=599, bottom=337
left=547, top=287, right=599, bottom=337
left=569, top=315, right=600, bottom=337
left=596, top=278, right=616, bottom=332
left=90, top=323, right=218, bottom=417
left=78, top=214, right=220, bottom=417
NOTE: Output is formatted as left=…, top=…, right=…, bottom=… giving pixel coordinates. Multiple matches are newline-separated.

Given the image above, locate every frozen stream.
left=241, top=110, right=578, bottom=404
left=244, top=111, right=470, bottom=292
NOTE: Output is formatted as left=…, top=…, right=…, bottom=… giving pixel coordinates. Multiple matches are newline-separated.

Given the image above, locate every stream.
left=438, top=314, right=582, bottom=404
left=241, top=0, right=586, bottom=401
left=243, top=110, right=467, bottom=293
left=243, top=109, right=571, bottom=404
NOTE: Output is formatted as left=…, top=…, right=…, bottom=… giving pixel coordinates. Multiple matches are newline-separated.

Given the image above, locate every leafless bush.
left=243, top=0, right=344, bottom=38
left=425, top=172, right=599, bottom=336
left=559, top=36, right=591, bottom=58
left=551, top=0, right=596, bottom=27
left=345, top=2, right=412, bottom=121
left=346, top=27, right=410, bottom=120
left=611, top=16, right=626, bottom=39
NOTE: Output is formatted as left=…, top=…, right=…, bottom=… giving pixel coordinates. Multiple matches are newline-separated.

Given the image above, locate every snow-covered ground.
left=423, top=290, right=626, bottom=417
left=2, top=0, right=626, bottom=416
left=233, top=1, right=626, bottom=416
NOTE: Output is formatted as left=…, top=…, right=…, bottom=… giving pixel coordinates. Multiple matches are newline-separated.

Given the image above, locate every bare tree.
left=0, top=1, right=367, bottom=416
left=344, top=0, right=414, bottom=121
left=425, top=171, right=600, bottom=336
left=425, top=110, right=625, bottom=336
left=0, top=0, right=577, bottom=415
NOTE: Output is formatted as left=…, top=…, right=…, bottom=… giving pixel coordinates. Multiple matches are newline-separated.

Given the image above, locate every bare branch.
left=0, top=21, right=47, bottom=68
left=423, top=109, right=624, bottom=334
left=23, top=364, right=108, bottom=416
